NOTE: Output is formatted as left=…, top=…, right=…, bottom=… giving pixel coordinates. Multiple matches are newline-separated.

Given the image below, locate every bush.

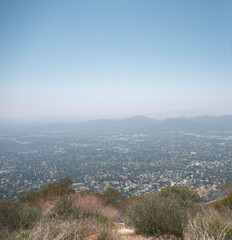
left=184, top=208, right=232, bottom=240
left=0, top=201, right=41, bottom=230
left=127, top=195, right=196, bottom=238
left=19, top=190, right=42, bottom=207
left=156, top=186, right=200, bottom=203
left=40, top=183, right=75, bottom=200
left=59, top=176, right=72, bottom=188
left=53, top=197, right=81, bottom=220
left=213, top=190, right=232, bottom=210
left=100, top=188, right=125, bottom=209
left=19, top=178, right=75, bottom=208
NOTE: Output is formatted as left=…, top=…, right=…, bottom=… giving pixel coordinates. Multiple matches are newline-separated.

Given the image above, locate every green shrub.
left=0, top=201, right=41, bottom=230
left=19, top=190, right=42, bottom=207
left=53, top=197, right=81, bottom=220
left=59, top=176, right=73, bottom=188
left=156, top=186, right=200, bottom=203
left=19, top=177, right=75, bottom=207
left=213, top=190, right=232, bottom=210
left=127, top=195, right=196, bottom=238
left=40, top=183, right=75, bottom=200
left=100, top=188, right=125, bottom=209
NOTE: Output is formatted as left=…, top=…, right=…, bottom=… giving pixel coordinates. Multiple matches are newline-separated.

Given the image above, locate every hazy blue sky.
left=1, top=0, right=232, bottom=121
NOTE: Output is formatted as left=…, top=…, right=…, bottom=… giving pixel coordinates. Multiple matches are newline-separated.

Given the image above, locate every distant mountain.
left=70, top=114, right=232, bottom=134
left=1, top=115, right=232, bottom=134
left=120, top=115, right=158, bottom=123
left=156, top=115, right=232, bottom=132
left=76, top=115, right=159, bottom=134
left=182, top=115, right=232, bottom=131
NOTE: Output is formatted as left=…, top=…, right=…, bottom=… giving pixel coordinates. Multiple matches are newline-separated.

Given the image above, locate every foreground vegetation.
left=1, top=178, right=232, bottom=240
left=127, top=187, right=232, bottom=239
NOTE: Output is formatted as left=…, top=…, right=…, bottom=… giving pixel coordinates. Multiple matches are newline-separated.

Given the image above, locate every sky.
left=0, top=0, right=232, bottom=121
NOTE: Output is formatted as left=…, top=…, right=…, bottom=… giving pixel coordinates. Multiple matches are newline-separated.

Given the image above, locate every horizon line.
left=0, top=113, right=232, bottom=124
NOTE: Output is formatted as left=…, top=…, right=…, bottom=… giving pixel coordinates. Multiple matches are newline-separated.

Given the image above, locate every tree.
left=59, top=176, right=72, bottom=188
left=101, top=188, right=125, bottom=208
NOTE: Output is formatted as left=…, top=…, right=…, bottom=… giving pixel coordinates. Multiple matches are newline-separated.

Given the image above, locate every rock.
left=118, top=228, right=135, bottom=234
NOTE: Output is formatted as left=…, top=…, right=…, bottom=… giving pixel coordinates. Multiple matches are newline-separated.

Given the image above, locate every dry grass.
left=3, top=193, right=122, bottom=240
left=7, top=194, right=123, bottom=240
left=0, top=227, right=12, bottom=240
left=71, top=194, right=121, bottom=222
left=39, top=197, right=59, bottom=212
left=39, top=194, right=121, bottom=222
left=184, top=207, right=232, bottom=240
left=11, top=218, right=120, bottom=240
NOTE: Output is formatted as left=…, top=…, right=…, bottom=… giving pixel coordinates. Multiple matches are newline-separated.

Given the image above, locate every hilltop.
left=1, top=178, right=232, bottom=240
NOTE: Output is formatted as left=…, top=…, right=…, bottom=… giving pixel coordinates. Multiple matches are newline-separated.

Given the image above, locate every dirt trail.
left=115, top=223, right=179, bottom=240
left=119, top=234, right=179, bottom=240
left=120, top=235, right=178, bottom=240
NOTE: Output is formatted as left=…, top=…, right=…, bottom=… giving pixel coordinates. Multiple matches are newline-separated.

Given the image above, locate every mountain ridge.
left=1, top=114, right=232, bottom=134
